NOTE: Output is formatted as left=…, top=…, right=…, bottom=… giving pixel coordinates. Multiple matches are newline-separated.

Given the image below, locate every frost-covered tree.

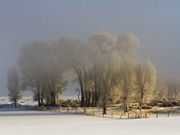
left=16, top=32, right=160, bottom=112
left=117, top=58, right=136, bottom=112
left=135, top=59, right=157, bottom=110
left=18, top=41, right=49, bottom=106
left=116, top=33, right=139, bottom=112
left=166, top=80, right=180, bottom=101
left=18, top=41, right=67, bottom=106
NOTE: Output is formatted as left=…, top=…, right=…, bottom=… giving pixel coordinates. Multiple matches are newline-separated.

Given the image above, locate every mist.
left=0, top=0, right=180, bottom=96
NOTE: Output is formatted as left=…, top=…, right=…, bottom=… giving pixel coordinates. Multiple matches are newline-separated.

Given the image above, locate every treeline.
left=7, top=33, right=180, bottom=113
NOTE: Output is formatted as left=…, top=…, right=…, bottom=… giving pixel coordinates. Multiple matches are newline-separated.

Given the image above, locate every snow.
left=0, top=96, right=37, bottom=105
left=0, top=111, right=179, bottom=135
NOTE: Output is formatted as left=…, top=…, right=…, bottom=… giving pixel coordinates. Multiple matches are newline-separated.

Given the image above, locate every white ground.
left=0, top=96, right=37, bottom=105
left=0, top=111, right=179, bottom=135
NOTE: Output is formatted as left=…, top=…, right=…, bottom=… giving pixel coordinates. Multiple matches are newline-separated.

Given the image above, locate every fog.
left=0, top=0, right=180, bottom=96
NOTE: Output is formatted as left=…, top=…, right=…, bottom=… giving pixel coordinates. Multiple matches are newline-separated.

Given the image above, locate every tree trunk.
left=92, top=92, right=95, bottom=107
left=14, top=99, right=17, bottom=108
left=50, top=92, right=56, bottom=106
left=40, top=97, right=44, bottom=106
left=40, top=86, right=45, bottom=105
left=103, top=106, right=107, bottom=115
left=103, top=97, right=107, bottom=115
left=52, top=96, right=56, bottom=106
left=95, top=91, right=99, bottom=107
left=123, top=97, right=128, bottom=113
left=79, top=79, right=85, bottom=107
left=85, top=90, right=88, bottom=107
left=88, top=91, right=91, bottom=107
left=37, top=90, right=41, bottom=107
left=94, top=77, right=99, bottom=107
left=139, top=102, right=142, bottom=111
left=139, top=91, right=144, bottom=111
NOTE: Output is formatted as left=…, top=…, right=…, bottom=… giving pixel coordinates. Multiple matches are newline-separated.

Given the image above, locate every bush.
left=60, top=100, right=80, bottom=108
left=142, top=106, right=152, bottom=109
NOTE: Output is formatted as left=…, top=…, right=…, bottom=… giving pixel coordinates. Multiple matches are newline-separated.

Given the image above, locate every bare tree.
left=154, top=77, right=168, bottom=101
left=7, top=67, right=21, bottom=108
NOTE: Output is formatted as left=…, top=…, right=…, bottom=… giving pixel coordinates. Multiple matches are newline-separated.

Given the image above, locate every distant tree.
left=166, top=80, right=180, bottom=101
left=154, top=77, right=168, bottom=101
left=7, top=67, right=21, bottom=108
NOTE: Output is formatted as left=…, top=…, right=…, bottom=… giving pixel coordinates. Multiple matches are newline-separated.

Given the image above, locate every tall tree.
left=135, top=59, right=157, bottom=110
left=119, top=59, right=135, bottom=112
left=99, top=57, right=120, bottom=114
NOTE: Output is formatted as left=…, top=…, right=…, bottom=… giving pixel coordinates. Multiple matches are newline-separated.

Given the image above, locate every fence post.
left=111, top=112, right=113, bottom=118
left=156, top=112, right=158, bottom=118
left=76, top=107, right=77, bottom=114
left=59, top=105, right=61, bottom=112
left=168, top=112, right=170, bottom=117
left=84, top=108, right=86, bottom=114
left=120, top=113, right=122, bottom=119
left=67, top=107, right=69, bottom=113
left=145, top=113, right=147, bottom=118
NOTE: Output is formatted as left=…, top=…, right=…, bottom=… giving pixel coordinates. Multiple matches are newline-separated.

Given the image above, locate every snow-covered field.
left=0, top=111, right=179, bottom=135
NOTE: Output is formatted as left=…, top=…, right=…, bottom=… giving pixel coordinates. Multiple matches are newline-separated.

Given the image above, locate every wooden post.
left=111, top=112, right=113, bottom=118
left=156, top=112, right=158, bottom=118
left=67, top=107, right=69, bottom=113
left=76, top=108, right=77, bottom=113
left=145, top=113, right=147, bottom=118
left=120, top=113, right=122, bottom=119
left=84, top=108, right=86, bottom=114
left=59, top=105, right=61, bottom=112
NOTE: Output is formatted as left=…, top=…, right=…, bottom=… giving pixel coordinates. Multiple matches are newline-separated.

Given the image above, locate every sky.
left=0, top=0, right=180, bottom=96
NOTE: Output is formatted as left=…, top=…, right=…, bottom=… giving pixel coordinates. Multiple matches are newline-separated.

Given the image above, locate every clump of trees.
left=7, top=32, right=180, bottom=113
left=18, top=41, right=67, bottom=106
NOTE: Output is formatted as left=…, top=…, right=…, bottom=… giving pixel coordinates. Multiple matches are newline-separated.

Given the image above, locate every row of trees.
left=7, top=33, right=180, bottom=113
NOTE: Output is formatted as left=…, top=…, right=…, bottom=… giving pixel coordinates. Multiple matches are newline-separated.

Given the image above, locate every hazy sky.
left=0, top=0, right=180, bottom=96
